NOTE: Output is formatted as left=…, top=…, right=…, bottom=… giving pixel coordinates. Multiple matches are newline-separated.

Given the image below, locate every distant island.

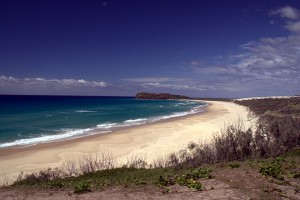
left=135, top=92, right=233, bottom=101
left=136, top=92, right=190, bottom=100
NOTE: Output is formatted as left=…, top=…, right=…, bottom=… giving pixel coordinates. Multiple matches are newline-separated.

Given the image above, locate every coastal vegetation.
left=136, top=92, right=190, bottom=100
left=1, top=97, right=300, bottom=199
left=136, top=92, right=233, bottom=101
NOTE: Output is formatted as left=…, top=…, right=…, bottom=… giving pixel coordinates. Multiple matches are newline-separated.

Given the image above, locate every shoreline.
left=0, top=100, right=254, bottom=184
left=0, top=100, right=208, bottom=155
left=0, top=99, right=206, bottom=149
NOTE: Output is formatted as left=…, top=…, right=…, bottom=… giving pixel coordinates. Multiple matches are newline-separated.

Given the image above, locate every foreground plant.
left=74, top=181, right=91, bottom=194
left=156, top=168, right=212, bottom=191
left=259, top=157, right=284, bottom=180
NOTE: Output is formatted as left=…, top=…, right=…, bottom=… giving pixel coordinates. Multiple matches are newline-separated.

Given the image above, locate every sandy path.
left=0, top=101, right=253, bottom=184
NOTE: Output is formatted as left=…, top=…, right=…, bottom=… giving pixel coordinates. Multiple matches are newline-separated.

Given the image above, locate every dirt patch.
left=214, top=165, right=300, bottom=200
left=1, top=162, right=299, bottom=200
left=0, top=185, right=251, bottom=200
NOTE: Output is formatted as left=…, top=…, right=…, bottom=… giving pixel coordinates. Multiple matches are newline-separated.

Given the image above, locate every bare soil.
left=1, top=165, right=299, bottom=200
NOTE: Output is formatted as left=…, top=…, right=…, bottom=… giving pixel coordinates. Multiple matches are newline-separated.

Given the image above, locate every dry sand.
left=0, top=101, right=254, bottom=184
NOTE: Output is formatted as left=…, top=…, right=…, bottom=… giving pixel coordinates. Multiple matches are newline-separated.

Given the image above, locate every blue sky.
left=1, top=0, right=300, bottom=97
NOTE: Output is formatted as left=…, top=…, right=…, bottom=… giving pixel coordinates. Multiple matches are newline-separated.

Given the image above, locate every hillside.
left=1, top=97, right=300, bottom=200
left=136, top=92, right=190, bottom=100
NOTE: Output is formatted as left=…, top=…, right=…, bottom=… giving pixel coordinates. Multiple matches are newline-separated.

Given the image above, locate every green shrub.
left=174, top=168, right=210, bottom=191
left=260, top=166, right=283, bottom=179
left=134, top=179, right=146, bottom=185
left=190, top=168, right=213, bottom=179
left=186, top=180, right=204, bottom=191
left=47, top=180, right=63, bottom=189
left=288, top=172, right=300, bottom=179
left=74, top=181, right=91, bottom=194
left=175, top=175, right=188, bottom=185
left=259, top=159, right=284, bottom=180
left=229, top=163, right=241, bottom=168
left=175, top=175, right=204, bottom=191
left=156, top=176, right=175, bottom=187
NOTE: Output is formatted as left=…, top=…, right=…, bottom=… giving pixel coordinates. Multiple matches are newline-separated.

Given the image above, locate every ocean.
left=0, top=95, right=206, bottom=148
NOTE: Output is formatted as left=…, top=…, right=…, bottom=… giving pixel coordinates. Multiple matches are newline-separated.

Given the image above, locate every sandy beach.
left=0, top=100, right=254, bottom=184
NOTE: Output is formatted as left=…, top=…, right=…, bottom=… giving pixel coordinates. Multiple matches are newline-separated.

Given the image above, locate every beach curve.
left=0, top=100, right=254, bottom=184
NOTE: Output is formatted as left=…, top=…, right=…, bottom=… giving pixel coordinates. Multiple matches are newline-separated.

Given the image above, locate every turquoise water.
left=0, top=95, right=206, bottom=148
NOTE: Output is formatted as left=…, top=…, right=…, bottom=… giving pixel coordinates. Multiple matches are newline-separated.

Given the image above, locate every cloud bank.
left=270, top=5, right=300, bottom=20
left=182, top=6, right=300, bottom=97
left=123, top=77, right=213, bottom=92
left=120, top=6, right=300, bottom=97
left=0, top=76, right=109, bottom=95
left=271, top=5, right=300, bottom=32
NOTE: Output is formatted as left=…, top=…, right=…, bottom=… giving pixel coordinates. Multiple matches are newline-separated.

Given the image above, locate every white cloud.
left=174, top=6, right=300, bottom=97
left=233, top=35, right=300, bottom=79
left=271, top=6, right=300, bottom=33
left=123, top=77, right=188, bottom=83
left=141, top=82, right=209, bottom=91
left=285, top=21, right=300, bottom=32
left=190, top=60, right=201, bottom=66
left=0, top=76, right=108, bottom=89
left=184, top=7, right=300, bottom=96
left=122, top=76, right=213, bottom=92
left=191, top=66, right=239, bottom=75
left=239, top=41, right=257, bottom=49
left=270, top=5, right=300, bottom=20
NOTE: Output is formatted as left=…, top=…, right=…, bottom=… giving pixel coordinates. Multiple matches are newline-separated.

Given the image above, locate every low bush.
left=156, top=176, right=175, bottom=187
left=47, top=180, right=64, bottom=189
left=259, top=157, right=284, bottom=180
left=176, top=177, right=204, bottom=191
left=74, top=181, right=91, bottom=194
left=228, top=163, right=241, bottom=169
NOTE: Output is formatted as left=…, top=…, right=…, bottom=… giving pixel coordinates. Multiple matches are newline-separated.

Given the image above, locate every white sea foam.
left=0, top=102, right=207, bottom=148
left=76, top=110, right=97, bottom=113
left=124, top=118, right=147, bottom=123
left=97, top=123, right=117, bottom=129
left=152, top=104, right=206, bottom=121
left=0, top=128, right=108, bottom=148
left=96, top=104, right=206, bottom=132
left=96, top=118, right=147, bottom=131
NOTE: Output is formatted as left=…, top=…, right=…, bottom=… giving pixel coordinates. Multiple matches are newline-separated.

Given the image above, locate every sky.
left=1, top=0, right=300, bottom=98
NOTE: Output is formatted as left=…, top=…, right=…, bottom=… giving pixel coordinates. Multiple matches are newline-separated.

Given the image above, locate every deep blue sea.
left=0, top=95, right=205, bottom=148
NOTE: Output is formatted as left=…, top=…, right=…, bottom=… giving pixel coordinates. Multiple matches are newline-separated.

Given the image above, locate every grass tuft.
left=229, top=163, right=241, bottom=168
left=74, top=181, right=91, bottom=194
